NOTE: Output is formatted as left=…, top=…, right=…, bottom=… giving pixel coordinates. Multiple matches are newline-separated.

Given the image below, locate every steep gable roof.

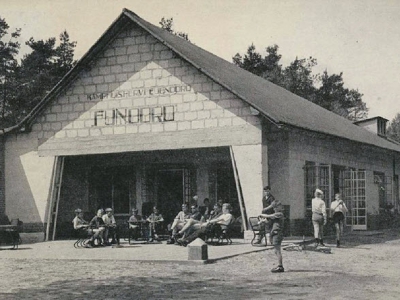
left=5, top=8, right=400, bottom=153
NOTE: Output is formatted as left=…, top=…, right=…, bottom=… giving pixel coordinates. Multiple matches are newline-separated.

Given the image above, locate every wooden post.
left=230, top=146, right=248, bottom=231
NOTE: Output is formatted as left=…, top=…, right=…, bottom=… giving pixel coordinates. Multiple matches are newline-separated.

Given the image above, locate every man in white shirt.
left=102, top=208, right=119, bottom=246
left=177, top=203, right=233, bottom=246
left=312, top=189, right=327, bottom=247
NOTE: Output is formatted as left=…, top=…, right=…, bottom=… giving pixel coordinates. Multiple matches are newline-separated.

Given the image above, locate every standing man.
left=256, top=186, right=275, bottom=245
left=259, top=199, right=285, bottom=273
left=312, top=189, right=327, bottom=247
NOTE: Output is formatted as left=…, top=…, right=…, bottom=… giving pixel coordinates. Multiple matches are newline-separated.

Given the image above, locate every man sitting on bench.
left=177, top=203, right=233, bottom=246
left=87, top=209, right=106, bottom=247
left=72, top=208, right=104, bottom=248
left=167, top=203, right=190, bottom=244
left=102, top=208, right=119, bottom=246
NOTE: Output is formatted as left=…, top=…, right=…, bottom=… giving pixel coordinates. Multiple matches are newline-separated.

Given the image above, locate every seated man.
left=87, top=209, right=106, bottom=247
left=128, top=208, right=147, bottom=240
left=178, top=204, right=221, bottom=238
left=102, top=208, right=119, bottom=246
left=189, top=205, right=204, bottom=222
left=167, top=203, right=190, bottom=244
left=72, top=208, right=89, bottom=230
left=146, top=206, right=164, bottom=242
left=177, top=203, right=233, bottom=246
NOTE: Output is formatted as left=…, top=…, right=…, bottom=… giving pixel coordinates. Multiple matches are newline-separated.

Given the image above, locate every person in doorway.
left=217, top=199, right=224, bottom=208
left=146, top=206, right=164, bottom=242
left=312, top=189, right=327, bottom=247
left=330, top=193, right=348, bottom=247
left=102, top=208, right=119, bottom=246
left=258, top=199, right=285, bottom=273
left=200, top=198, right=212, bottom=219
left=191, top=195, right=199, bottom=207
left=87, top=209, right=106, bottom=247
left=255, top=186, right=275, bottom=245
left=167, top=203, right=191, bottom=244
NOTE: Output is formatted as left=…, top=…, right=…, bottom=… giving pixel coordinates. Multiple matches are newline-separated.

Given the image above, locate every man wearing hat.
left=312, top=189, right=327, bottom=247
left=102, top=208, right=119, bottom=245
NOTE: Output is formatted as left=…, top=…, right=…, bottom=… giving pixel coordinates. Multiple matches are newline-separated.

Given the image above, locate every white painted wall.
left=231, top=144, right=263, bottom=225
left=5, top=133, right=55, bottom=223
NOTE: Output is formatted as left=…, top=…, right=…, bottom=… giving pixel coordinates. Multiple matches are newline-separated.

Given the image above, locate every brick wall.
left=30, top=23, right=261, bottom=156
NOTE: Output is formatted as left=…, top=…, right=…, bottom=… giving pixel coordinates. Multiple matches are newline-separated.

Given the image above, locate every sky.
left=1, top=0, right=400, bottom=122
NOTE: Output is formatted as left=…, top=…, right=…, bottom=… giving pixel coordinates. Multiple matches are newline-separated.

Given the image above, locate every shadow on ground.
left=0, top=272, right=373, bottom=300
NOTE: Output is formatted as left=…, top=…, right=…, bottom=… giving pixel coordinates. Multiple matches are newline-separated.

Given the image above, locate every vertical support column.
left=231, top=144, right=264, bottom=226
left=0, top=136, right=5, bottom=215
left=196, top=167, right=209, bottom=206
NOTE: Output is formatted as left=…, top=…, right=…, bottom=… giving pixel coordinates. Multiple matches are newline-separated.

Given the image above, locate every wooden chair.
left=0, top=216, right=22, bottom=249
left=248, top=217, right=267, bottom=246
left=206, top=217, right=236, bottom=245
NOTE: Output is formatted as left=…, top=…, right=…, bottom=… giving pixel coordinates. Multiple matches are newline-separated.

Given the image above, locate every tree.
left=159, top=17, right=190, bottom=41
left=0, top=17, right=20, bottom=126
left=233, top=44, right=368, bottom=121
left=387, top=114, right=400, bottom=143
left=12, top=32, right=77, bottom=123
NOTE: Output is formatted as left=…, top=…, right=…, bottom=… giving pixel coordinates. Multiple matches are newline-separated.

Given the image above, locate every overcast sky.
left=2, top=0, right=400, bottom=121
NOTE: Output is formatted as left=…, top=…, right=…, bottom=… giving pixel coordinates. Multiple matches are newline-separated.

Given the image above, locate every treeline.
left=0, top=17, right=76, bottom=128
left=0, top=16, right=390, bottom=134
left=160, top=17, right=369, bottom=122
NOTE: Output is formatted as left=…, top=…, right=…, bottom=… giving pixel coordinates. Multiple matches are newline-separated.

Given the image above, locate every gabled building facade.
left=1, top=9, right=399, bottom=240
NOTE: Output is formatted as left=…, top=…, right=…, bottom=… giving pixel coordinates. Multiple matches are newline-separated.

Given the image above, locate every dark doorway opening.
left=157, top=169, right=184, bottom=225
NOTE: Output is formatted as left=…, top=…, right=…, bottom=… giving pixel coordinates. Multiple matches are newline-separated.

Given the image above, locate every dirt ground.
left=1, top=230, right=400, bottom=300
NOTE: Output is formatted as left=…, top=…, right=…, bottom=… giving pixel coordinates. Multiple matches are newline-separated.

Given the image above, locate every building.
left=1, top=9, right=399, bottom=241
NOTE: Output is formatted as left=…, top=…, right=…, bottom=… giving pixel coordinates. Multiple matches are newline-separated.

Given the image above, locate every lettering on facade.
left=93, top=106, right=175, bottom=126
left=87, top=85, right=192, bottom=101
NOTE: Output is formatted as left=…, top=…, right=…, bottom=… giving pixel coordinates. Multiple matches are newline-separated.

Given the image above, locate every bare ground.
left=1, top=230, right=400, bottom=300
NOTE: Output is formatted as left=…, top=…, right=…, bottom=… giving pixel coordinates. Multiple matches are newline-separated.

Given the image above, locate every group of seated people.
left=167, top=202, right=234, bottom=246
left=72, top=208, right=119, bottom=248
left=72, top=200, right=234, bottom=248
left=128, top=206, right=164, bottom=242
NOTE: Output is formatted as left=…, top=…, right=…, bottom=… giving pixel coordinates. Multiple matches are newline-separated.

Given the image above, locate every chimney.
left=354, top=117, right=388, bottom=137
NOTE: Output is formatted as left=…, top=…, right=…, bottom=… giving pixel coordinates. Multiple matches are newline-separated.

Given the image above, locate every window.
left=374, top=172, right=393, bottom=209
left=304, top=162, right=331, bottom=210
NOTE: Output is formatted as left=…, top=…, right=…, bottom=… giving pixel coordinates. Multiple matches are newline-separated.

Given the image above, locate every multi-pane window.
left=304, top=162, right=331, bottom=210
left=344, top=170, right=366, bottom=229
left=374, top=172, right=393, bottom=209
